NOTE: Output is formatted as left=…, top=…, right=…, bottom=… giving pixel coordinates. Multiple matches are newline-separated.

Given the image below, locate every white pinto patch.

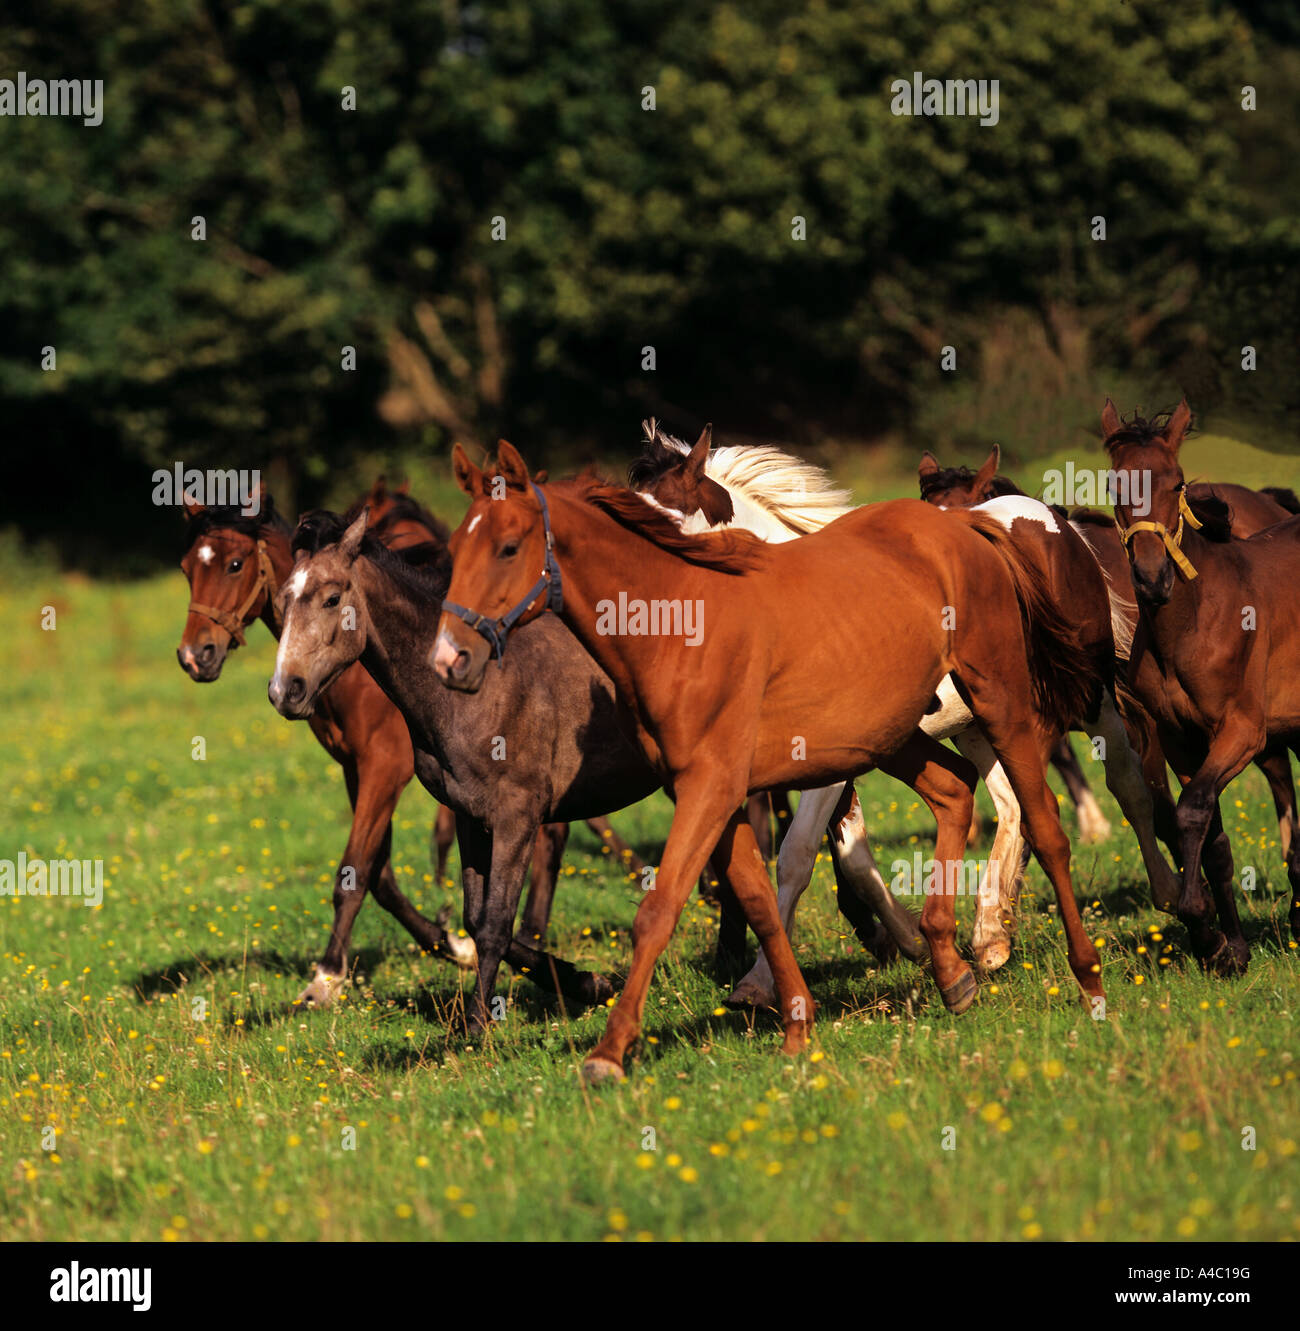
left=974, top=494, right=1060, bottom=534
left=466, top=513, right=483, bottom=535
left=198, top=544, right=214, bottom=564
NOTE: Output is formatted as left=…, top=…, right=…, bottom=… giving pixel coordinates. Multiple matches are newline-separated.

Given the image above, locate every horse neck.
left=352, top=554, right=448, bottom=726
left=260, top=528, right=294, bottom=637
left=546, top=489, right=716, bottom=696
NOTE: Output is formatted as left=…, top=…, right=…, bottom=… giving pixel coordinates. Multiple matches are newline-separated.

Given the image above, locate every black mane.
left=1102, top=406, right=1195, bottom=453
left=182, top=495, right=290, bottom=552
left=918, top=465, right=1022, bottom=503
left=292, top=510, right=452, bottom=602
left=626, top=434, right=685, bottom=489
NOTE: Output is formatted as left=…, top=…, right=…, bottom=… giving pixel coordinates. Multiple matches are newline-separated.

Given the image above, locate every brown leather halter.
left=186, top=539, right=280, bottom=646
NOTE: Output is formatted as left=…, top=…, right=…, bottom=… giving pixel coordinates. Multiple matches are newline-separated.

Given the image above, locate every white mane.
left=642, top=422, right=854, bottom=544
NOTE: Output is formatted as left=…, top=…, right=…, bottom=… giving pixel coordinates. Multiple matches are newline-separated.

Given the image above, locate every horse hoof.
left=940, top=969, right=978, bottom=1014
left=296, top=968, right=344, bottom=1008
left=973, top=938, right=1011, bottom=974
left=582, top=1057, right=626, bottom=1086
left=1204, top=937, right=1249, bottom=978
left=724, top=977, right=775, bottom=1010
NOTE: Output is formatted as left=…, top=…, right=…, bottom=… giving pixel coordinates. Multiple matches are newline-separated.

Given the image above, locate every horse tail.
left=954, top=511, right=1104, bottom=734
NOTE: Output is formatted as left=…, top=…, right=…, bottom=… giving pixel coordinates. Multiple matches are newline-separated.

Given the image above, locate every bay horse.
left=177, top=488, right=485, bottom=1007
left=1104, top=398, right=1300, bottom=968
left=433, top=441, right=1105, bottom=1083
left=920, top=442, right=1300, bottom=888
left=632, top=425, right=1166, bottom=1001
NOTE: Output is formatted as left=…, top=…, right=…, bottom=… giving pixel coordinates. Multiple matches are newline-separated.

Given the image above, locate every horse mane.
left=564, top=475, right=765, bottom=572
left=1065, top=506, right=1115, bottom=529
left=633, top=423, right=854, bottom=535
left=1259, top=485, right=1300, bottom=515
left=291, top=510, right=452, bottom=601
left=183, top=495, right=291, bottom=550
left=1101, top=406, right=1195, bottom=454
left=343, top=488, right=450, bottom=545
left=918, top=464, right=1023, bottom=504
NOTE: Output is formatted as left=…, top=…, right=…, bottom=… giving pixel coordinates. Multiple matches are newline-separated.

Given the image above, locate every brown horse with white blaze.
left=433, top=442, right=1104, bottom=1084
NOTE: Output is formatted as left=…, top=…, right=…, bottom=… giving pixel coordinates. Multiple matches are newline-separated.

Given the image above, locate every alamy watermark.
left=152, top=464, right=261, bottom=516
left=1, top=854, right=104, bottom=908
left=890, top=853, right=998, bottom=899
left=1041, top=462, right=1150, bottom=515
left=595, top=592, right=704, bottom=647
left=0, top=73, right=103, bottom=127
left=890, top=72, right=999, bottom=127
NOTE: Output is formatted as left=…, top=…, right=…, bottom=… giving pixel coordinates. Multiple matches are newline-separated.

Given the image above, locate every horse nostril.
left=286, top=676, right=306, bottom=704
left=198, top=642, right=216, bottom=665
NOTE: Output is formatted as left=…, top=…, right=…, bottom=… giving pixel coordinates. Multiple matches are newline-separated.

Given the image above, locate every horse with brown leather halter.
left=1104, top=397, right=1300, bottom=969
left=433, top=441, right=1104, bottom=1084
left=179, top=486, right=575, bottom=1009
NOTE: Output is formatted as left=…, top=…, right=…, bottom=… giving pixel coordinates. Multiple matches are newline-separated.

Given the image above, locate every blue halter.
left=442, top=482, right=563, bottom=665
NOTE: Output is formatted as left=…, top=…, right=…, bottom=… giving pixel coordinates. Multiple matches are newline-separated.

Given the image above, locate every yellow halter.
left=1119, top=487, right=1204, bottom=581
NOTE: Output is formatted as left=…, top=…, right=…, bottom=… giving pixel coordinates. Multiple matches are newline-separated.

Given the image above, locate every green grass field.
left=1, top=553, right=1297, bottom=1243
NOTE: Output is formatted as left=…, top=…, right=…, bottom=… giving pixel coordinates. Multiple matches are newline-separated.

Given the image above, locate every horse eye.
left=500, top=543, right=519, bottom=559
left=324, top=593, right=341, bottom=609
left=227, top=558, right=243, bottom=573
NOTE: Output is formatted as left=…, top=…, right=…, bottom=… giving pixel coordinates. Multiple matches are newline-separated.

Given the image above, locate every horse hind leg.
left=954, top=669, right=1103, bottom=1008
left=952, top=728, right=1027, bottom=974
left=1093, top=689, right=1182, bottom=913
left=1258, top=743, right=1297, bottom=866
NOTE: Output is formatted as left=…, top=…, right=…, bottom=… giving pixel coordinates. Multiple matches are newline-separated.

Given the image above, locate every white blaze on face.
left=272, top=567, right=310, bottom=680
left=198, top=544, right=214, bottom=564
left=466, top=513, right=483, bottom=535
left=974, top=495, right=1061, bottom=534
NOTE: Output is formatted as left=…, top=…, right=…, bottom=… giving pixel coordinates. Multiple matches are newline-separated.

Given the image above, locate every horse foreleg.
left=1093, top=689, right=1181, bottom=912
left=727, top=783, right=843, bottom=1009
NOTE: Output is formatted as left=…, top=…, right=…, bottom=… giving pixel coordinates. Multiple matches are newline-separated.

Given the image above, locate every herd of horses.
left=177, top=398, right=1300, bottom=1084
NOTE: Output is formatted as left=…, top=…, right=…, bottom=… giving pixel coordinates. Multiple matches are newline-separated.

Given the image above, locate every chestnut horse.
left=177, top=487, right=478, bottom=1007
left=920, top=442, right=1300, bottom=885
left=433, top=442, right=1104, bottom=1083
left=632, top=426, right=1167, bottom=998
left=1104, top=399, right=1300, bottom=968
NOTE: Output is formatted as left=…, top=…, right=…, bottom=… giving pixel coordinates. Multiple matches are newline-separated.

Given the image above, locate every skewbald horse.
left=433, top=441, right=1104, bottom=1084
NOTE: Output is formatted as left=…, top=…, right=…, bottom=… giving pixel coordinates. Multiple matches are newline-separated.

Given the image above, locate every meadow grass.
left=1, top=565, right=1296, bottom=1243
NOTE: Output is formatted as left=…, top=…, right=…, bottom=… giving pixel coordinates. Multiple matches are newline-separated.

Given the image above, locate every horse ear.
left=495, top=440, right=531, bottom=490
left=686, top=424, right=713, bottom=478
left=532, top=468, right=549, bottom=484
left=339, top=508, right=368, bottom=562
left=1164, top=397, right=1193, bottom=453
left=292, top=545, right=309, bottom=566
left=369, top=475, right=388, bottom=505
left=183, top=496, right=206, bottom=518
left=918, top=450, right=940, bottom=479
left=396, top=477, right=410, bottom=495
left=452, top=443, right=483, bottom=497
left=972, top=443, right=1000, bottom=495
left=1101, top=398, right=1122, bottom=442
